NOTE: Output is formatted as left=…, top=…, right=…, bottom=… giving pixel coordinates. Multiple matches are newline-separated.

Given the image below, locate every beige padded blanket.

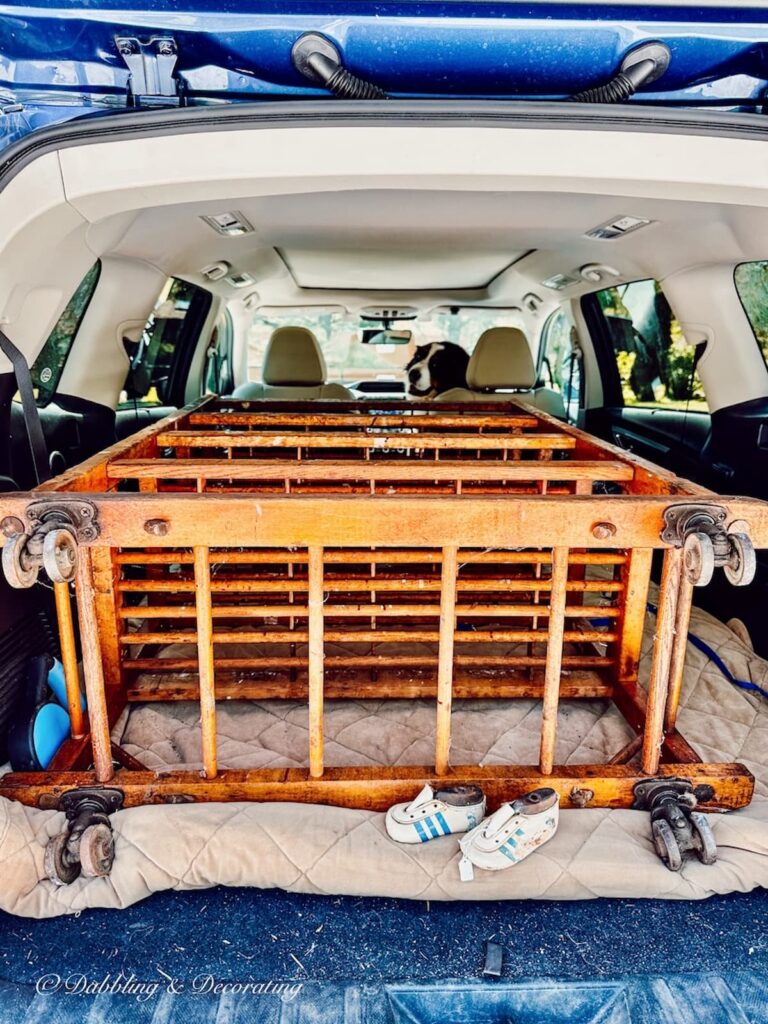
left=1, top=593, right=767, bottom=917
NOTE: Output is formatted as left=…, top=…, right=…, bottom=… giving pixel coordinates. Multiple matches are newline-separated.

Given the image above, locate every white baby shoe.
left=458, top=787, right=560, bottom=880
left=386, top=784, right=486, bottom=844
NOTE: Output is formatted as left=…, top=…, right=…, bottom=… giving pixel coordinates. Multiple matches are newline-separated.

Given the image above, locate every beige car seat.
left=437, top=326, right=566, bottom=418
left=232, top=326, right=355, bottom=400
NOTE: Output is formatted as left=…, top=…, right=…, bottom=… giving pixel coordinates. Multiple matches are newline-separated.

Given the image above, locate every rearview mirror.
left=361, top=328, right=412, bottom=345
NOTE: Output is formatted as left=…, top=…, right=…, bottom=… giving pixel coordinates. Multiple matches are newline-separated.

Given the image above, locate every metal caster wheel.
left=723, top=532, right=756, bottom=587
left=2, top=533, right=38, bottom=589
left=44, top=832, right=81, bottom=886
left=683, top=531, right=715, bottom=587
left=690, top=811, right=717, bottom=865
left=79, top=823, right=115, bottom=878
left=42, top=528, right=78, bottom=584
left=652, top=818, right=682, bottom=872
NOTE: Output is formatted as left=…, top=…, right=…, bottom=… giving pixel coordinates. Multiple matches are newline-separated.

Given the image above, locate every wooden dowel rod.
left=539, top=546, right=569, bottom=775
left=189, top=412, right=538, bottom=428
left=664, top=573, right=694, bottom=733
left=194, top=545, right=217, bottom=779
left=308, top=545, right=324, bottom=779
left=53, top=581, right=85, bottom=739
left=642, top=546, right=683, bottom=775
left=435, top=546, right=458, bottom=775
left=74, top=547, right=113, bottom=782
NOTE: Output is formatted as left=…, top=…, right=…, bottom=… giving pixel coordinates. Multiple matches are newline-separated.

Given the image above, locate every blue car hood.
left=1, top=1, right=768, bottom=151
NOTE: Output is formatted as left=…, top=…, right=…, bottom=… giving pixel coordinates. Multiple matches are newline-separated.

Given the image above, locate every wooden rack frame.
left=0, top=397, right=763, bottom=814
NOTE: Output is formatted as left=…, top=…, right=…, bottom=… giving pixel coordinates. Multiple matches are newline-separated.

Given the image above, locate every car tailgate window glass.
left=593, top=279, right=707, bottom=412
left=735, top=261, right=768, bottom=362
left=120, top=277, right=209, bottom=408
left=30, top=262, right=100, bottom=406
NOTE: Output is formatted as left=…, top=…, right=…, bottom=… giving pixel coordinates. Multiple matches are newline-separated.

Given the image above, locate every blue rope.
left=646, top=602, right=768, bottom=701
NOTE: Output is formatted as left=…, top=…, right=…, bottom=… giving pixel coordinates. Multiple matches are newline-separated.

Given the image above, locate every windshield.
left=246, top=308, right=527, bottom=385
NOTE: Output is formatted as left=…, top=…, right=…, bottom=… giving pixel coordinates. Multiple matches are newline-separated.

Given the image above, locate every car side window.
left=734, top=260, right=768, bottom=362
left=594, top=279, right=707, bottom=412
left=537, top=308, right=581, bottom=421
left=29, top=262, right=100, bottom=406
left=120, top=277, right=209, bottom=408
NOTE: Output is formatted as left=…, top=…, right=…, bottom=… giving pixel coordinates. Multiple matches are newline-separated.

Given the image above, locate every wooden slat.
left=194, top=546, right=217, bottom=779
left=74, top=547, right=113, bottom=783
left=114, top=550, right=628, bottom=566
left=120, top=628, right=616, bottom=645
left=188, top=412, right=539, bottom=429
left=125, top=670, right=615, bottom=702
left=156, top=431, right=576, bottom=451
left=308, top=546, right=324, bottom=779
left=124, top=654, right=614, bottom=672
left=435, top=546, right=458, bottom=775
left=4, top=493, right=762, bottom=550
left=53, top=581, right=84, bottom=739
left=642, top=547, right=683, bottom=775
left=117, top=602, right=622, bottom=619
left=539, top=546, right=569, bottom=775
left=616, top=547, right=653, bottom=683
left=2, top=762, right=753, bottom=813
left=107, top=459, right=633, bottom=483
left=117, top=578, right=623, bottom=594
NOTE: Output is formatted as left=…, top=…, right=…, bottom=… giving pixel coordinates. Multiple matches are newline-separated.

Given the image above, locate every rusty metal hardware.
left=633, top=777, right=717, bottom=871
left=661, top=503, right=756, bottom=587
left=43, top=787, right=124, bottom=886
left=0, top=498, right=99, bottom=588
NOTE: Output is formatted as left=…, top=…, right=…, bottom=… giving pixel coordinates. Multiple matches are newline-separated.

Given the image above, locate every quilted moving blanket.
left=1, top=593, right=767, bottom=917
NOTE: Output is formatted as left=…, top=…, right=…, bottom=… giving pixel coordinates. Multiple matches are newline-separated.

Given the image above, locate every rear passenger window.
left=30, top=262, right=100, bottom=406
left=734, top=260, right=768, bottom=362
left=120, top=277, right=210, bottom=408
left=538, top=309, right=581, bottom=421
left=594, top=279, right=707, bottom=412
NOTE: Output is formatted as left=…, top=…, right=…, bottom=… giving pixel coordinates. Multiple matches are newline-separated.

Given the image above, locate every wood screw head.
left=591, top=522, right=617, bottom=540
left=144, top=518, right=169, bottom=537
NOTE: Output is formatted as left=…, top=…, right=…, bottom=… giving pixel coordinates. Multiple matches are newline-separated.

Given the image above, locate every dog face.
left=404, top=342, right=470, bottom=398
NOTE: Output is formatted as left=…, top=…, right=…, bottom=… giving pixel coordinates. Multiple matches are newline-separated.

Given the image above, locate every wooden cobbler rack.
left=0, top=397, right=763, bottom=817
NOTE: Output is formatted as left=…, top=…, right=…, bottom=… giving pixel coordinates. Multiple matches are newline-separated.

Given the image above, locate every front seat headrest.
left=467, top=327, right=536, bottom=391
left=262, top=326, right=327, bottom=386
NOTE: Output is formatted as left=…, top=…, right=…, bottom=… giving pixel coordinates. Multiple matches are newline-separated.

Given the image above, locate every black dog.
left=404, top=342, right=470, bottom=399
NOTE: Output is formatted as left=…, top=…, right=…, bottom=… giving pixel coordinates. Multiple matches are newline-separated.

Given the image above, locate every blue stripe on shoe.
left=414, top=820, right=429, bottom=843
left=499, top=842, right=518, bottom=862
left=435, top=812, right=451, bottom=836
left=424, top=816, right=440, bottom=839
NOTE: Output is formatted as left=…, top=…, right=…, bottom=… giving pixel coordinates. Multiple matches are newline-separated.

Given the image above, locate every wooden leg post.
left=664, top=573, right=694, bottom=733
left=194, top=545, right=217, bottom=779
left=539, top=546, right=569, bottom=775
left=308, top=545, right=325, bottom=779
left=642, top=546, right=683, bottom=775
left=53, top=580, right=85, bottom=739
left=74, top=547, right=113, bottom=782
left=435, top=545, right=458, bottom=776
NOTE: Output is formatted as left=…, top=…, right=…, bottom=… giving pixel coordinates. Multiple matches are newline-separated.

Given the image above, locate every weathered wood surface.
left=0, top=762, right=753, bottom=812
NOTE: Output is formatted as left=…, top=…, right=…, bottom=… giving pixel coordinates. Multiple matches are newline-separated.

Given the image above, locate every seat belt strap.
left=0, top=328, right=50, bottom=485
